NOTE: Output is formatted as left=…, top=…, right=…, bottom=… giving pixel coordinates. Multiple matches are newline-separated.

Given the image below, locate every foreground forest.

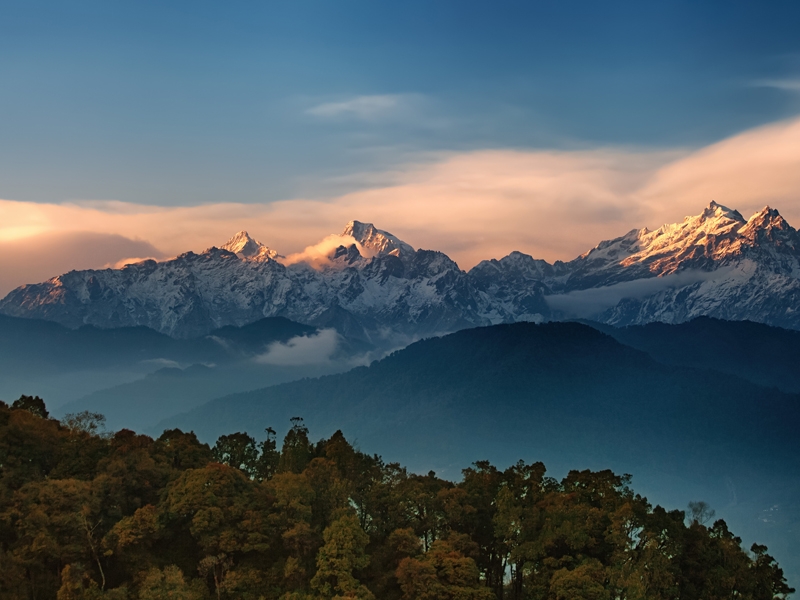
left=0, top=396, right=793, bottom=600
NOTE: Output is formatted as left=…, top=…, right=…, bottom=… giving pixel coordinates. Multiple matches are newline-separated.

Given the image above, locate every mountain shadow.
left=583, top=316, right=800, bottom=393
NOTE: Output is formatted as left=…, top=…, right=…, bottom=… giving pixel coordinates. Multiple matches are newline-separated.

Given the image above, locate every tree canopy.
left=0, top=396, right=793, bottom=600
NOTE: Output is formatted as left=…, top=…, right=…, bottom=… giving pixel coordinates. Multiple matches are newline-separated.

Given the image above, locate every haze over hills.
left=164, top=321, right=800, bottom=468
left=158, top=320, right=800, bottom=584
left=0, top=315, right=360, bottom=410
left=1, top=202, right=799, bottom=340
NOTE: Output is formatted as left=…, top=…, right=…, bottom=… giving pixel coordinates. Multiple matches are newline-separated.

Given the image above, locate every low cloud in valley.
left=255, top=329, right=341, bottom=366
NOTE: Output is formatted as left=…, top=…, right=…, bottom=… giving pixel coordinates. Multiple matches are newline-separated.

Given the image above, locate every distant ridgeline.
left=0, top=397, right=794, bottom=600
left=2, top=202, right=800, bottom=342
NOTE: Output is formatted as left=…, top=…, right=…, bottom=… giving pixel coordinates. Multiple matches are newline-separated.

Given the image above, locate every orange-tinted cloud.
left=0, top=232, right=162, bottom=295
left=2, top=116, right=800, bottom=297
left=281, top=234, right=374, bottom=269
left=637, top=117, right=800, bottom=225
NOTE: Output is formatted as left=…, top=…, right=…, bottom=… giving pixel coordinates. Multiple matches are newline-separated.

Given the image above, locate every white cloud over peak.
left=281, top=234, right=370, bottom=269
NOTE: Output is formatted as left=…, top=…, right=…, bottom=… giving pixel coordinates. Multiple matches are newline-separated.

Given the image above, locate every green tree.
left=11, top=395, right=48, bottom=418
left=0, top=402, right=65, bottom=489
left=8, top=479, right=108, bottom=598
left=155, top=429, right=214, bottom=471
left=138, top=565, right=208, bottom=600
left=61, top=411, right=108, bottom=437
left=395, top=539, right=493, bottom=600
left=256, top=427, right=280, bottom=481
left=103, top=504, right=163, bottom=579
left=212, top=432, right=259, bottom=479
left=94, top=429, right=172, bottom=516
left=311, top=513, right=375, bottom=600
left=0, top=398, right=793, bottom=600
left=457, top=461, right=505, bottom=596
left=492, top=461, right=547, bottom=600
left=549, top=560, right=610, bottom=600
left=278, top=418, right=313, bottom=474
left=57, top=564, right=127, bottom=600
left=267, top=471, right=318, bottom=593
left=748, top=543, right=795, bottom=600
left=198, top=555, right=233, bottom=600
left=163, top=463, right=271, bottom=559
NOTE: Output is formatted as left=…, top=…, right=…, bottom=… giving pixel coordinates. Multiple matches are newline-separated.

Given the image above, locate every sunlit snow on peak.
left=341, top=220, right=415, bottom=257
left=221, top=231, right=281, bottom=261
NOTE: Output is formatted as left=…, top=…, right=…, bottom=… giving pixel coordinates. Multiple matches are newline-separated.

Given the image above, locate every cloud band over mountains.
left=1, top=116, right=800, bottom=296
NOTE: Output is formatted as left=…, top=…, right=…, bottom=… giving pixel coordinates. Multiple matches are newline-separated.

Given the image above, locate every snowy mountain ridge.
left=1, top=205, right=799, bottom=340
left=342, top=220, right=415, bottom=259
left=220, top=231, right=282, bottom=261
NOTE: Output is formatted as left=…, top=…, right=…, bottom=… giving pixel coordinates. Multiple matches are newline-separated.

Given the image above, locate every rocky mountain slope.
left=2, top=203, right=799, bottom=337
left=473, top=201, right=800, bottom=328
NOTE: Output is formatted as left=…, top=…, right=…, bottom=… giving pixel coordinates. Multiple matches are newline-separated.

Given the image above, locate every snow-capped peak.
left=341, top=220, right=415, bottom=257
left=641, top=201, right=746, bottom=246
left=738, top=206, right=798, bottom=249
left=222, top=231, right=260, bottom=255
left=701, top=200, right=745, bottom=224
left=611, top=202, right=798, bottom=275
left=741, top=206, right=790, bottom=232
left=221, top=231, right=280, bottom=261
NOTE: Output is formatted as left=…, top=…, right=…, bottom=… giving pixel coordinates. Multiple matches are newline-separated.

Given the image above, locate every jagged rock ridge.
left=220, top=231, right=282, bottom=261
left=1, top=206, right=799, bottom=338
left=0, top=221, right=496, bottom=341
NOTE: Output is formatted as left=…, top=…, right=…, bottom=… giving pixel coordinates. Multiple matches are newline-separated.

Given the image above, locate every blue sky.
left=2, top=0, right=800, bottom=206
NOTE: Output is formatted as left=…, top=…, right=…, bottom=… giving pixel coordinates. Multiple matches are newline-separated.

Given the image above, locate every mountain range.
left=2, top=202, right=799, bottom=339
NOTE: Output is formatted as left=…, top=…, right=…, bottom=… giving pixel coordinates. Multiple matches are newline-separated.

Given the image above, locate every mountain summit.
left=554, top=201, right=799, bottom=286
left=341, top=220, right=415, bottom=258
left=616, top=201, right=793, bottom=275
left=220, top=231, right=281, bottom=261
left=1, top=204, right=799, bottom=338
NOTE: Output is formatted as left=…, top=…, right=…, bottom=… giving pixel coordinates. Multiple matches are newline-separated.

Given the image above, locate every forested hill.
left=161, top=321, right=800, bottom=584
left=165, top=321, right=800, bottom=480
left=0, top=397, right=793, bottom=600
left=584, top=317, right=800, bottom=394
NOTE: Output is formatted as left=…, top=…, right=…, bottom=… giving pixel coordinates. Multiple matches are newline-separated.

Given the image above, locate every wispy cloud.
left=751, top=78, right=800, bottom=92
left=306, top=94, right=420, bottom=120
